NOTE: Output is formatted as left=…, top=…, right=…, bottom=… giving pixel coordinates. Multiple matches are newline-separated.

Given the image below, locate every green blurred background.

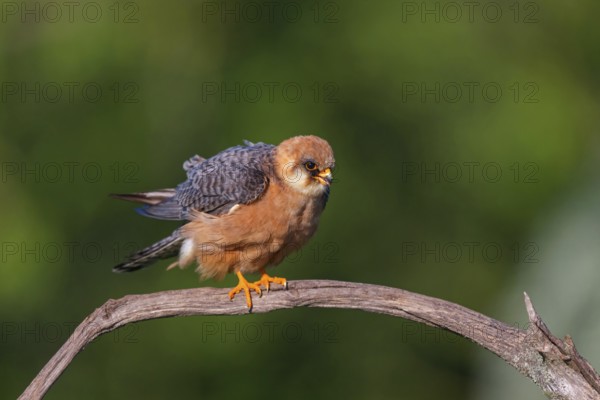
left=1, top=1, right=599, bottom=399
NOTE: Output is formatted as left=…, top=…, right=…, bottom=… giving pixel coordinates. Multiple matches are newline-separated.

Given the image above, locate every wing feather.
left=137, top=142, right=274, bottom=220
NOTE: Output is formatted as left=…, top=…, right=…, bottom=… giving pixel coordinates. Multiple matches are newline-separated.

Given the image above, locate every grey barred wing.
left=135, top=142, right=274, bottom=220
left=175, top=161, right=269, bottom=216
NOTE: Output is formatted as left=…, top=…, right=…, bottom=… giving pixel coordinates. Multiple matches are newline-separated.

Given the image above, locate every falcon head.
left=274, top=135, right=335, bottom=197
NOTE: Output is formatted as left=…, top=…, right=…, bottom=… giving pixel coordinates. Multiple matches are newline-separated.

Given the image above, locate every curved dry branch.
left=19, top=280, right=600, bottom=400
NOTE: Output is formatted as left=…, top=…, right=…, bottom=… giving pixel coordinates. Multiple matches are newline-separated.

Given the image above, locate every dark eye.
left=304, top=161, right=318, bottom=171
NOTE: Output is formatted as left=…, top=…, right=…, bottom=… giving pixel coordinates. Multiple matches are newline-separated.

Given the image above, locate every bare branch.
left=19, top=280, right=600, bottom=400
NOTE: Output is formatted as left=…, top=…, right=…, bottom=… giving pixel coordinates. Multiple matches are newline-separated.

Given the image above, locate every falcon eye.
left=304, top=161, right=318, bottom=171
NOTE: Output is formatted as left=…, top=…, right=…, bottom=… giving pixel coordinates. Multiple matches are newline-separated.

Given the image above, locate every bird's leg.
left=253, top=268, right=287, bottom=292
left=228, top=271, right=262, bottom=310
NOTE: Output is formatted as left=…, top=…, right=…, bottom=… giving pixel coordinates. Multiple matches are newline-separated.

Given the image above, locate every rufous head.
left=273, top=135, right=335, bottom=197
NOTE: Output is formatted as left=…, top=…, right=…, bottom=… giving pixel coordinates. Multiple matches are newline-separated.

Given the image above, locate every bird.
left=112, top=135, right=335, bottom=310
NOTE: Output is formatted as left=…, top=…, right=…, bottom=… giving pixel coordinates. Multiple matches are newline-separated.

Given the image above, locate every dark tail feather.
left=113, top=230, right=184, bottom=272
left=111, top=189, right=186, bottom=220
left=110, top=189, right=176, bottom=205
left=134, top=198, right=186, bottom=220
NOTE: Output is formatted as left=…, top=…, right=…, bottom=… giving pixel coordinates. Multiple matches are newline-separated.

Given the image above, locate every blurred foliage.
left=1, top=1, right=599, bottom=399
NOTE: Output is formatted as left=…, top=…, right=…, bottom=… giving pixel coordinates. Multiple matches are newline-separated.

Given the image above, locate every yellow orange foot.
left=253, top=269, right=287, bottom=292
left=228, top=271, right=262, bottom=310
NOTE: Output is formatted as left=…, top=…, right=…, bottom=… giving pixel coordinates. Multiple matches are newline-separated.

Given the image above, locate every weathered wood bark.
left=19, top=280, right=600, bottom=400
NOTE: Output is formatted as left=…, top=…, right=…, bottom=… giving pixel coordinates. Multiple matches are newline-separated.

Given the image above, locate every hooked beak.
left=314, top=168, right=332, bottom=186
